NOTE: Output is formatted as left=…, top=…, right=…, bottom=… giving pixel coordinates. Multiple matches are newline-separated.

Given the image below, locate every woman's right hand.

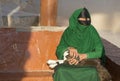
left=68, top=47, right=79, bottom=59
left=67, top=47, right=79, bottom=65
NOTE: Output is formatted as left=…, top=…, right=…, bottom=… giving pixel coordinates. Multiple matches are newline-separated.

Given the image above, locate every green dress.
left=53, top=8, right=105, bottom=81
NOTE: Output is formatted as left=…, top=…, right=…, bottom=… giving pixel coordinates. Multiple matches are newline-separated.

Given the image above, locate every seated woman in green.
left=53, top=8, right=111, bottom=81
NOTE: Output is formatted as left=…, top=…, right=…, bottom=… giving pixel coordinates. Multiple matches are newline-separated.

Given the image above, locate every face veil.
left=78, top=8, right=91, bottom=26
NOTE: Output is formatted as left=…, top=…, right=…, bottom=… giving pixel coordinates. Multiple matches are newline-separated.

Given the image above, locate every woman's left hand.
left=68, top=58, right=79, bottom=65
left=79, top=54, right=87, bottom=61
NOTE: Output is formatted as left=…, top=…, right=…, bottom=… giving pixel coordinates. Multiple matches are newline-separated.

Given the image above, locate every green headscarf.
left=56, top=8, right=105, bottom=64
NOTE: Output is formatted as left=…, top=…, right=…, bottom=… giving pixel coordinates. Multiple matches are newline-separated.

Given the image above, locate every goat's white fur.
left=47, top=51, right=69, bottom=68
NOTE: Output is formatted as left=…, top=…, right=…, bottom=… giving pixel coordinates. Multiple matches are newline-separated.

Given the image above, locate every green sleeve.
left=86, top=28, right=104, bottom=59
left=56, top=31, right=68, bottom=59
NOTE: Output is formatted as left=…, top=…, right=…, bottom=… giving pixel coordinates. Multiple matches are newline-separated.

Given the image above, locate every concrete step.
left=0, top=70, right=53, bottom=81
left=0, top=70, right=53, bottom=77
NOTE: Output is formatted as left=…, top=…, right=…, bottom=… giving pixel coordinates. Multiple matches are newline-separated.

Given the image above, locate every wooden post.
left=40, top=0, right=57, bottom=26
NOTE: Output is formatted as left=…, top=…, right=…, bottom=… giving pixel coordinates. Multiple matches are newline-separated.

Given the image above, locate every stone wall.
left=0, top=0, right=39, bottom=27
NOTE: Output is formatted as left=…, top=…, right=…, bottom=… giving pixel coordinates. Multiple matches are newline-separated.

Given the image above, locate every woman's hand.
left=79, top=54, right=87, bottom=61
left=68, top=47, right=79, bottom=59
left=67, top=47, right=87, bottom=65
left=67, top=47, right=79, bottom=65
left=68, top=58, right=79, bottom=65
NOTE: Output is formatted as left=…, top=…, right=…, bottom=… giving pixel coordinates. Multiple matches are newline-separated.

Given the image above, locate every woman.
left=53, top=8, right=109, bottom=81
